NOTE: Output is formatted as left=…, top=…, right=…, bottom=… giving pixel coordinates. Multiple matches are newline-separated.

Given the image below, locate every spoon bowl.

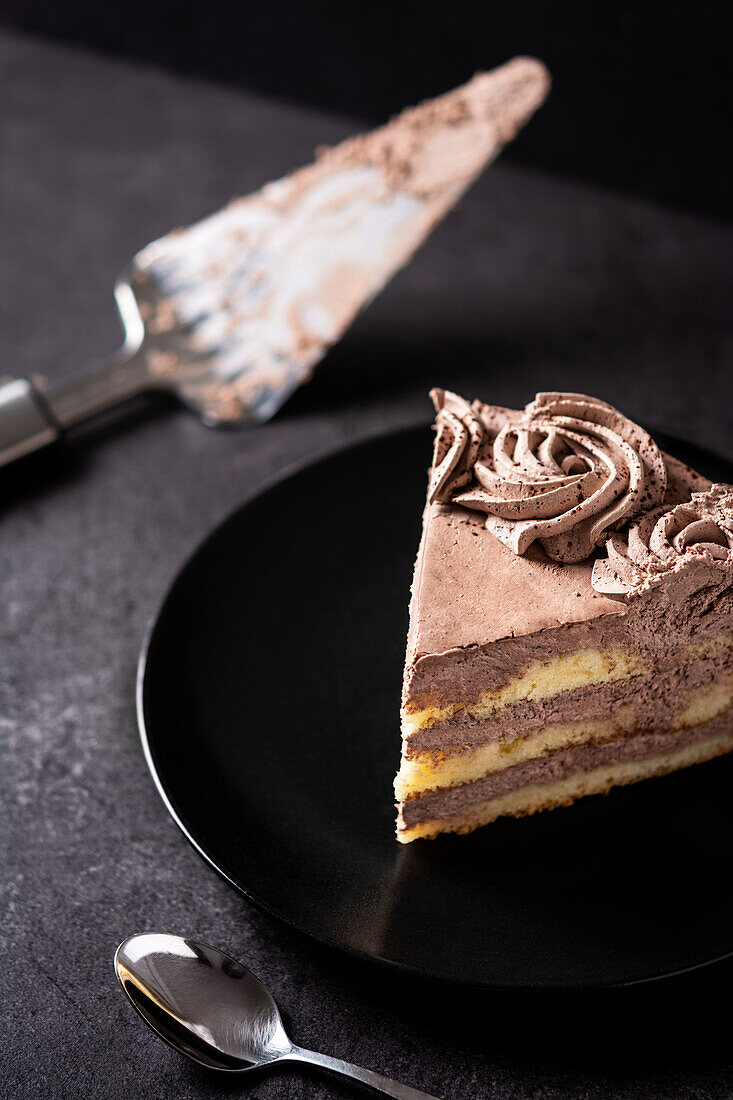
left=115, top=932, right=440, bottom=1098
left=114, top=933, right=291, bottom=1072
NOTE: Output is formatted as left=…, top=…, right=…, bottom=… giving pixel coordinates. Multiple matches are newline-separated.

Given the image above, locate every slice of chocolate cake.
left=396, top=390, right=733, bottom=841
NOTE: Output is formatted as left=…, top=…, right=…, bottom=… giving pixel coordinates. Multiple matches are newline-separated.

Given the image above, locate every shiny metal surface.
left=0, top=159, right=437, bottom=465
left=0, top=379, right=59, bottom=466
left=0, top=65, right=547, bottom=468
left=115, top=933, right=440, bottom=1098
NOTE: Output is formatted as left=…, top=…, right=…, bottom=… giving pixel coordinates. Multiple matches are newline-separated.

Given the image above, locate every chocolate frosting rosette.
left=592, top=486, right=733, bottom=596
left=428, top=390, right=667, bottom=563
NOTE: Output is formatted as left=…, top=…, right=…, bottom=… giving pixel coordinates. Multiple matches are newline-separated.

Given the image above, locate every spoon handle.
left=288, top=1045, right=441, bottom=1099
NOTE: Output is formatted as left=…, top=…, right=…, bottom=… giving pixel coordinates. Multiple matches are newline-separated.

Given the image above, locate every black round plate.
left=139, top=425, right=733, bottom=989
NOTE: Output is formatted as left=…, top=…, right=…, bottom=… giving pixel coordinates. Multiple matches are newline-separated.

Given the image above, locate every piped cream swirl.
left=592, top=486, right=733, bottom=596
left=429, top=390, right=667, bottom=563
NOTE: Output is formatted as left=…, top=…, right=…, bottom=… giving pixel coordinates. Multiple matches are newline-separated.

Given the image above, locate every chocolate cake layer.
left=396, top=675, right=733, bottom=802
left=400, top=710, right=733, bottom=828
left=398, top=727, right=733, bottom=841
left=406, top=654, right=733, bottom=756
left=405, top=563, right=733, bottom=716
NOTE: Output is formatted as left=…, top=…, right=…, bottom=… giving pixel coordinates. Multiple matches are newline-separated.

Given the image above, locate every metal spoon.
left=114, top=933, right=440, bottom=1098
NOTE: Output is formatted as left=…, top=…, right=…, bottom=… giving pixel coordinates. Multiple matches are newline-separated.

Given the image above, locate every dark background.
left=3, top=6, right=733, bottom=1100
left=3, top=0, right=732, bottom=218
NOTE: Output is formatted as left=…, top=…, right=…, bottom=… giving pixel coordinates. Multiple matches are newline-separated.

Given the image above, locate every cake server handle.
left=0, top=350, right=153, bottom=467
left=0, top=379, right=60, bottom=466
left=287, top=1044, right=441, bottom=1099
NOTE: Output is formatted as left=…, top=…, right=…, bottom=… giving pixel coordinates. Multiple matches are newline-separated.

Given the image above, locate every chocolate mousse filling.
left=407, top=657, right=733, bottom=756
left=400, top=712, right=733, bottom=827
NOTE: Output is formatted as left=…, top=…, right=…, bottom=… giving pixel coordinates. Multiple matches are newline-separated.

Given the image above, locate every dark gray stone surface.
left=2, top=30, right=732, bottom=1100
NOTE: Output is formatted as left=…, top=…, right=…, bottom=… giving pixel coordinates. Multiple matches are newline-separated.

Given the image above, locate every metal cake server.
left=0, top=57, right=548, bottom=467
left=115, top=933, right=440, bottom=1099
